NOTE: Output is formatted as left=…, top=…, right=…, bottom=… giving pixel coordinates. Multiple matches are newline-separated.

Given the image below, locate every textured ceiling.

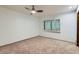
left=1, top=5, right=77, bottom=18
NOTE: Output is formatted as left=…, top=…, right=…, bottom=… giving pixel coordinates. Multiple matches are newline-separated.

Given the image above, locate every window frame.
left=44, top=19, right=60, bottom=33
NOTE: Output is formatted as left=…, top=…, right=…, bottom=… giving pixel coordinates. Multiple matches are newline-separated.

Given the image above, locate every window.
left=44, top=19, right=60, bottom=33
left=44, top=20, right=52, bottom=30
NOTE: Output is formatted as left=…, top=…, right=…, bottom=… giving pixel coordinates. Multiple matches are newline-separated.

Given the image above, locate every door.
left=77, top=12, right=79, bottom=46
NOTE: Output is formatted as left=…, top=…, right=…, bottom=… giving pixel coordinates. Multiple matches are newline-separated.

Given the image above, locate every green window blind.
left=44, top=19, right=60, bottom=33
left=44, top=20, right=52, bottom=30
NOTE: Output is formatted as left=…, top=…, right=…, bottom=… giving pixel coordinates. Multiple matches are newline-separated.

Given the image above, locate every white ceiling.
left=1, top=5, right=77, bottom=18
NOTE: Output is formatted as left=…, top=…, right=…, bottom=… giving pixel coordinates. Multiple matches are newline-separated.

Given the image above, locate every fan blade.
left=24, top=7, right=31, bottom=10
left=30, top=13, right=32, bottom=15
left=36, top=10, right=43, bottom=12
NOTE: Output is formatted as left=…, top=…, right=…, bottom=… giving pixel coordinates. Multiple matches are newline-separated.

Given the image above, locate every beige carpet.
left=0, top=36, right=79, bottom=54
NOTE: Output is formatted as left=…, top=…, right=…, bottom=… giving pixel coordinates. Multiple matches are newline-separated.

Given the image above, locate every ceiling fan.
left=24, top=5, right=43, bottom=15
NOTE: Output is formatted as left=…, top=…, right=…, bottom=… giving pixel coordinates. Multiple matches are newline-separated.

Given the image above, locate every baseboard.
left=0, top=35, right=76, bottom=47
left=39, top=35, right=76, bottom=44
left=0, top=35, right=39, bottom=47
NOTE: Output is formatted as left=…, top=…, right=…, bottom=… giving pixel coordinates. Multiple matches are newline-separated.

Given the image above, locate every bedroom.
left=0, top=5, right=78, bottom=53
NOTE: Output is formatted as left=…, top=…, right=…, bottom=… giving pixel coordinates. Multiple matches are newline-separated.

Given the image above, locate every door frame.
left=77, top=12, right=79, bottom=46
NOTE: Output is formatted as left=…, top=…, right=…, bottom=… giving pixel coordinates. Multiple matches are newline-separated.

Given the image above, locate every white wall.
left=0, top=7, right=40, bottom=46
left=40, top=12, right=77, bottom=43
left=0, top=6, right=77, bottom=46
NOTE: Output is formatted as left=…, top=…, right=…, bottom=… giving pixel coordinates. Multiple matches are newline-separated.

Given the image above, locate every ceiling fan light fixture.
left=31, top=10, right=36, bottom=14
left=25, top=5, right=43, bottom=14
